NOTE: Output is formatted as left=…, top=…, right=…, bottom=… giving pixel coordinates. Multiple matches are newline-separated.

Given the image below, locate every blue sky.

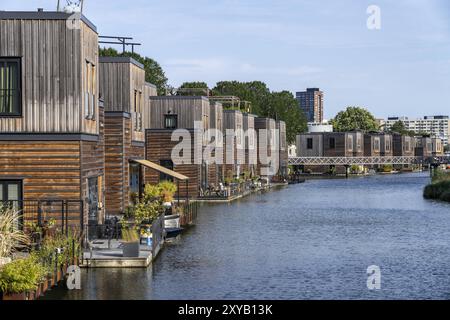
left=2, top=0, right=449, bottom=119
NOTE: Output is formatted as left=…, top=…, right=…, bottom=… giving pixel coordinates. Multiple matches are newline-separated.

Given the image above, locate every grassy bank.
left=424, top=170, right=450, bottom=202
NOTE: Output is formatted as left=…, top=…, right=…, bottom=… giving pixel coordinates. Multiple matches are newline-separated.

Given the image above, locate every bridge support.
left=344, top=165, right=350, bottom=179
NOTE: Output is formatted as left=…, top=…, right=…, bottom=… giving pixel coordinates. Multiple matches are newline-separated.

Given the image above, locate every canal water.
left=45, top=172, right=450, bottom=300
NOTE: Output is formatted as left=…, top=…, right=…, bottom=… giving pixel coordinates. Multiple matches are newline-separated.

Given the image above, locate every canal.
left=44, top=172, right=450, bottom=300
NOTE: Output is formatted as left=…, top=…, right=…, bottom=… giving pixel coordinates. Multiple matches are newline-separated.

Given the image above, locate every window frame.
left=164, top=114, right=178, bottom=129
left=307, top=138, right=313, bottom=150
left=0, top=57, right=22, bottom=117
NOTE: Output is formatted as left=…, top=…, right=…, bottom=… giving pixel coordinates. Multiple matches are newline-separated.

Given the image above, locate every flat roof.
left=99, top=56, right=144, bottom=69
left=0, top=11, right=97, bottom=33
left=150, top=96, right=209, bottom=101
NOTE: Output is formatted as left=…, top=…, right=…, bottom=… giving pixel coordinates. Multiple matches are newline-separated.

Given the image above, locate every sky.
left=1, top=0, right=449, bottom=119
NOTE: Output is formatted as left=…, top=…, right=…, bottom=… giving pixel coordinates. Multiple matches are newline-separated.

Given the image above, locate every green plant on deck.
left=143, top=184, right=162, bottom=202
left=122, top=227, right=140, bottom=243
left=350, top=165, right=360, bottom=174
left=0, top=256, right=47, bottom=294
left=159, top=180, right=177, bottom=203
left=0, top=209, right=30, bottom=259
left=133, top=201, right=163, bottom=225
left=382, top=164, right=393, bottom=173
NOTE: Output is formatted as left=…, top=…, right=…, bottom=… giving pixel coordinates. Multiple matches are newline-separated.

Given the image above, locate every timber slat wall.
left=276, top=120, right=288, bottom=175
left=223, top=110, right=244, bottom=178
left=255, top=117, right=276, bottom=176
left=243, top=113, right=256, bottom=175
left=148, top=97, right=210, bottom=130
left=146, top=130, right=200, bottom=198
left=0, top=16, right=98, bottom=135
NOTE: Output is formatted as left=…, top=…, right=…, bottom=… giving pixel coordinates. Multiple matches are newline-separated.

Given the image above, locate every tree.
left=99, top=47, right=168, bottom=96
left=212, top=81, right=271, bottom=115
left=267, top=91, right=307, bottom=143
left=330, top=106, right=378, bottom=132
left=389, top=121, right=417, bottom=136
left=389, top=120, right=406, bottom=134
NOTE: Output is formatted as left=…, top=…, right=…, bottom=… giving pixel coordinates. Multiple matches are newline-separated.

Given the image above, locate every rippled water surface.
left=45, top=173, right=450, bottom=300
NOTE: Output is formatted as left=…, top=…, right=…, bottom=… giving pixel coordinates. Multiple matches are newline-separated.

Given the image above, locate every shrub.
left=0, top=209, right=30, bottom=259
left=0, top=256, right=47, bottom=294
left=440, top=190, right=450, bottom=202
left=158, top=180, right=177, bottom=203
left=424, top=180, right=450, bottom=201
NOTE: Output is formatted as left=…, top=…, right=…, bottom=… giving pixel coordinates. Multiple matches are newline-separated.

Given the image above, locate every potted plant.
left=121, top=228, right=140, bottom=258
left=159, top=180, right=177, bottom=205
left=0, top=256, right=46, bottom=301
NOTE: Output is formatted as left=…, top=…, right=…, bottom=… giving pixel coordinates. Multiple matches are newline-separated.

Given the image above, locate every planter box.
left=122, top=242, right=140, bottom=258
left=2, top=292, right=27, bottom=301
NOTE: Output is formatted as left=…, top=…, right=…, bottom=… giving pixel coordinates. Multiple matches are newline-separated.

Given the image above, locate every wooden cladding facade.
left=104, top=112, right=144, bottom=215
left=393, top=134, right=415, bottom=156
left=276, top=121, right=288, bottom=176
left=145, top=129, right=204, bottom=198
left=415, top=137, right=433, bottom=158
left=0, top=13, right=104, bottom=227
left=223, top=110, right=244, bottom=178
left=255, top=117, right=276, bottom=177
left=0, top=13, right=99, bottom=135
left=147, top=96, right=210, bottom=132
left=243, top=113, right=257, bottom=175
left=99, top=57, right=146, bottom=143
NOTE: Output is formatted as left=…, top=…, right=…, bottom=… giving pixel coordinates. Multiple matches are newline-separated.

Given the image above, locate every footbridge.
left=288, top=156, right=450, bottom=166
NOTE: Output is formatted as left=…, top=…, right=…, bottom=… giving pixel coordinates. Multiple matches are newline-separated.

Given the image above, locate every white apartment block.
left=384, top=116, right=450, bottom=146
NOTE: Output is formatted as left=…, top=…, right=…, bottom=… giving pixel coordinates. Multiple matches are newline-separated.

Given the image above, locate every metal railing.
left=179, top=201, right=198, bottom=226
left=0, top=200, right=84, bottom=235
left=288, top=156, right=422, bottom=166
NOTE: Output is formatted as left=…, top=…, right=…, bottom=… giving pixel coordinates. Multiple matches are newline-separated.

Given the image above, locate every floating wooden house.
left=415, top=136, right=433, bottom=158
left=243, top=113, right=257, bottom=177
left=392, top=134, right=415, bottom=157
left=322, top=132, right=364, bottom=157
left=276, top=120, right=288, bottom=177
left=209, top=101, right=224, bottom=185
left=364, top=133, right=382, bottom=157
left=223, top=110, right=244, bottom=180
left=431, top=137, right=444, bottom=156
left=145, top=96, right=213, bottom=198
left=255, top=117, right=276, bottom=178
left=99, top=56, right=153, bottom=216
left=0, top=11, right=104, bottom=229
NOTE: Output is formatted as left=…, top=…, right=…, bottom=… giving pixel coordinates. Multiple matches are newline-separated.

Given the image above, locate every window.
left=159, top=160, right=174, bottom=182
left=164, top=114, right=178, bottom=129
left=129, top=163, right=141, bottom=202
left=0, top=180, right=22, bottom=203
left=307, top=138, right=313, bottom=150
left=329, top=137, right=335, bottom=149
left=374, top=138, right=380, bottom=152
left=85, top=61, right=96, bottom=120
left=0, top=58, right=21, bottom=116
